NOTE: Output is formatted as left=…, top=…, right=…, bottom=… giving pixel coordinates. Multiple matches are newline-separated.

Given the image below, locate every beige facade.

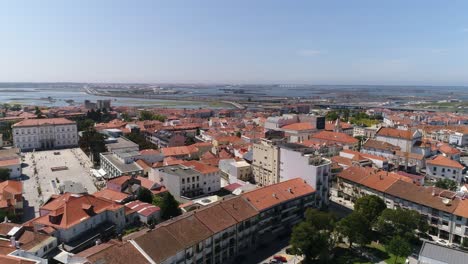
left=252, top=138, right=281, bottom=186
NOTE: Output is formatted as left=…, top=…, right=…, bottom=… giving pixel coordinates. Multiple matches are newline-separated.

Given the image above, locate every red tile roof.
left=242, top=178, right=315, bottom=211
left=426, top=155, right=464, bottom=169
left=93, top=189, right=130, bottom=203
left=33, top=193, right=122, bottom=229
left=312, top=131, right=358, bottom=145
left=0, top=158, right=20, bottom=167
left=377, top=127, right=414, bottom=140
left=13, top=117, right=75, bottom=127
left=181, top=160, right=219, bottom=174
left=161, top=146, right=198, bottom=157
left=282, top=122, right=315, bottom=131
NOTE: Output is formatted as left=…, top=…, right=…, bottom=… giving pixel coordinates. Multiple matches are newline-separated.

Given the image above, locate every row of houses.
left=336, top=166, right=468, bottom=245
left=56, top=178, right=315, bottom=264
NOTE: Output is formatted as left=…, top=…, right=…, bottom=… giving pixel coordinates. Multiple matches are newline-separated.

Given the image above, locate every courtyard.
left=21, top=148, right=98, bottom=221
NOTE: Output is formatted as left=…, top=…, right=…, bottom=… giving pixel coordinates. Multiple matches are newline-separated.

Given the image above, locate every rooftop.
left=242, top=178, right=315, bottom=211
left=157, top=164, right=200, bottom=178
left=101, top=153, right=143, bottom=173
left=12, top=117, right=75, bottom=127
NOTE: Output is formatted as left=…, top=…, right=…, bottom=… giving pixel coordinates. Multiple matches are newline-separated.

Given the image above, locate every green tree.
left=435, top=178, right=458, bottom=191
left=290, top=209, right=337, bottom=263
left=354, top=195, right=387, bottom=224
left=336, top=212, right=371, bottom=248
left=375, top=208, right=427, bottom=240
left=77, top=119, right=95, bottom=131
left=0, top=168, right=10, bottom=181
left=10, top=104, right=22, bottom=111
left=139, top=110, right=155, bottom=121
left=121, top=112, right=132, bottom=122
left=79, top=129, right=106, bottom=165
left=386, top=236, right=411, bottom=264
left=34, top=106, right=45, bottom=118
left=137, top=187, right=153, bottom=203
left=304, top=208, right=337, bottom=231
left=326, top=111, right=339, bottom=121
left=125, top=133, right=158, bottom=150
left=158, top=192, right=182, bottom=220
left=290, top=221, right=329, bottom=264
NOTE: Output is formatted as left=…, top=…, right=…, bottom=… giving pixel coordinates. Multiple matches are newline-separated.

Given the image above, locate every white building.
left=219, top=158, right=252, bottom=184
left=152, top=162, right=220, bottom=199
left=278, top=143, right=331, bottom=207
left=449, top=131, right=468, bottom=147
left=12, top=118, right=78, bottom=151
left=0, top=148, right=22, bottom=178
left=99, top=151, right=144, bottom=179
left=31, top=193, right=126, bottom=246
left=426, top=155, right=465, bottom=183
left=375, top=127, right=422, bottom=153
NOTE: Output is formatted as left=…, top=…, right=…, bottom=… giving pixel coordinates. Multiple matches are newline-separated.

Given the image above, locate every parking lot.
left=21, top=148, right=98, bottom=221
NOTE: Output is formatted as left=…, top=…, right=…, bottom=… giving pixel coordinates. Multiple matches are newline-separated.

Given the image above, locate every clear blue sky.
left=1, top=0, right=468, bottom=85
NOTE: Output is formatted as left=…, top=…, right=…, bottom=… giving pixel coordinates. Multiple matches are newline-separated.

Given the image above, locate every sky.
left=1, top=0, right=468, bottom=85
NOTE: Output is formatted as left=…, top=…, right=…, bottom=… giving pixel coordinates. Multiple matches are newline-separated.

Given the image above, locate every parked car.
left=273, top=255, right=287, bottom=263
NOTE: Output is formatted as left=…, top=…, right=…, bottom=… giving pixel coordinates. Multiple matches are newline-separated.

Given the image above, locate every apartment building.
left=242, top=178, right=316, bottom=240
left=100, top=151, right=144, bottom=179
left=112, top=178, right=316, bottom=264
left=336, top=166, right=468, bottom=245
left=12, top=118, right=78, bottom=151
left=426, top=155, right=465, bottom=183
left=278, top=143, right=331, bottom=207
left=152, top=162, right=220, bottom=199
left=252, top=138, right=282, bottom=186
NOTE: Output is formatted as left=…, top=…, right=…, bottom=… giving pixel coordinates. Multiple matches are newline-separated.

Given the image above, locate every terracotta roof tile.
left=282, top=122, right=315, bottom=131
left=13, top=117, right=75, bottom=127
left=426, top=155, right=464, bottom=169
left=312, top=131, right=358, bottom=145
left=242, top=178, right=315, bottom=211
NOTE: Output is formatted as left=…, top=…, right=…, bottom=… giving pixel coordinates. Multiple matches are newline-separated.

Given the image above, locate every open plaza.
left=21, top=148, right=97, bottom=220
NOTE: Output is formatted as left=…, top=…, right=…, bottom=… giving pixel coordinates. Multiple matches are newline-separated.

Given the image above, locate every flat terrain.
left=21, top=148, right=97, bottom=221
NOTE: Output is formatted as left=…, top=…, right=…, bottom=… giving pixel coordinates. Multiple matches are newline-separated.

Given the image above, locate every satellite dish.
left=442, top=198, right=451, bottom=205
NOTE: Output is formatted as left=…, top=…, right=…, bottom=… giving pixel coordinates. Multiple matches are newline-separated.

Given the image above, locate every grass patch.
left=332, top=245, right=371, bottom=264
left=123, top=226, right=140, bottom=236
left=367, top=242, right=407, bottom=264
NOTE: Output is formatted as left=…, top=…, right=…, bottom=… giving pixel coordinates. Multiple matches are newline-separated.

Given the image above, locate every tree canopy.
left=375, top=208, right=428, bottom=240
left=137, top=187, right=153, bottom=203
left=290, top=209, right=337, bottom=263
left=434, top=178, right=458, bottom=191
left=386, top=236, right=411, bottom=264
left=354, top=195, right=387, bottom=224
left=154, top=192, right=182, bottom=220
left=139, top=110, right=166, bottom=122
left=336, top=212, right=372, bottom=248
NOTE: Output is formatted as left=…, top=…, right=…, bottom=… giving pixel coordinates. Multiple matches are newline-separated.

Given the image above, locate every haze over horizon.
left=2, top=0, right=468, bottom=85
